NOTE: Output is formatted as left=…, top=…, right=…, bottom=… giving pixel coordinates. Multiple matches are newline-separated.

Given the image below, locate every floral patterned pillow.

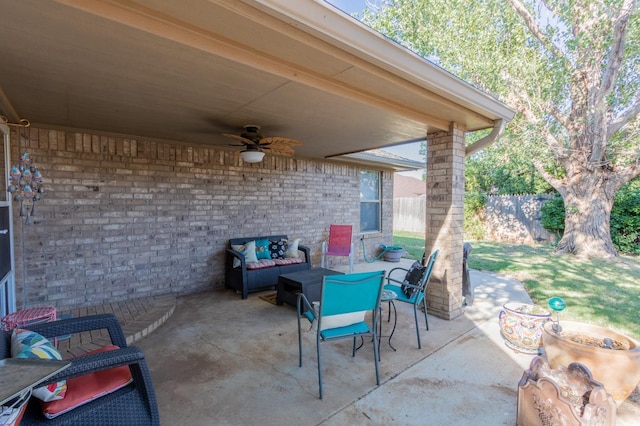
left=11, top=329, right=68, bottom=401
left=269, top=240, right=288, bottom=259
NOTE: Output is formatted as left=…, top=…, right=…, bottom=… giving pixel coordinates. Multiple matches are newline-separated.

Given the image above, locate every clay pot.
left=542, top=321, right=640, bottom=405
left=498, top=302, right=551, bottom=354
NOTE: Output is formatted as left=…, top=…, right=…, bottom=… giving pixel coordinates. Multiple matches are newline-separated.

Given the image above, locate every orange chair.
left=321, top=225, right=354, bottom=272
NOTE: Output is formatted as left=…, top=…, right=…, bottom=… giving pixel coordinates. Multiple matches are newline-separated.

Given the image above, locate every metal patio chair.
left=321, top=224, right=354, bottom=273
left=296, top=270, right=385, bottom=399
left=383, top=249, right=438, bottom=349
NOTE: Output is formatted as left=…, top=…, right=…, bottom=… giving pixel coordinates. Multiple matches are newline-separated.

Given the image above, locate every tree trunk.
left=555, top=174, right=618, bottom=258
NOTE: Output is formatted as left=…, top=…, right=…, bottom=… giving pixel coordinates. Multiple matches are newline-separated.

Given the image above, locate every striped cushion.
left=246, top=259, right=276, bottom=270
left=273, top=258, right=304, bottom=266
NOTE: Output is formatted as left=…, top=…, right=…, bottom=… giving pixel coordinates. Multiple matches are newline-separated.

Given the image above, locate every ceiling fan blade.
left=223, top=134, right=254, bottom=146
left=260, top=137, right=303, bottom=146
left=264, top=145, right=295, bottom=156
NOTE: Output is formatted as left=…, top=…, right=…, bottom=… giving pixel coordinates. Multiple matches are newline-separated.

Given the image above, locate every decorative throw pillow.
left=11, top=329, right=68, bottom=402
left=255, top=239, right=271, bottom=260
left=401, top=261, right=426, bottom=299
left=285, top=238, right=301, bottom=258
left=231, top=240, right=258, bottom=267
left=319, top=311, right=366, bottom=331
left=41, top=345, right=133, bottom=419
left=269, top=240, right=287, bottom=259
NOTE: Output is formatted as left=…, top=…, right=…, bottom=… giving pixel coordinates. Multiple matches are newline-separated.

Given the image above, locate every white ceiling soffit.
left=0, top=0, right=515, bottom=162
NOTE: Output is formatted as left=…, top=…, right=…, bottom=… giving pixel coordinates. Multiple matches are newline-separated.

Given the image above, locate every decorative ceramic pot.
left=542, top=321, right=640, bottom=405
left=498, top=302, right=551, bottom=354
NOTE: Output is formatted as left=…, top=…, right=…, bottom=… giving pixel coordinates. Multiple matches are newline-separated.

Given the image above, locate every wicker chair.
left=1, top=313, right=160, bottom=425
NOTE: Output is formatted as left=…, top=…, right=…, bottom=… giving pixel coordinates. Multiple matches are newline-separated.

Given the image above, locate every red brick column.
left=424, top=123, right=466, bottom=320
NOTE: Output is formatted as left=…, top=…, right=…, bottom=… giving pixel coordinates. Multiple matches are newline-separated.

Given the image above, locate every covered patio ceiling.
left=0, top=0, right=514, bottom=165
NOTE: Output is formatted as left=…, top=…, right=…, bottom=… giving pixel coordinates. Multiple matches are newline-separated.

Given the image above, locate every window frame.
left=359, top=170, right=381, bottom=233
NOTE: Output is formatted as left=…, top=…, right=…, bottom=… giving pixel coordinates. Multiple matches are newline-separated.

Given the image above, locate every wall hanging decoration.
left=2, top=116, right=43, bottom=224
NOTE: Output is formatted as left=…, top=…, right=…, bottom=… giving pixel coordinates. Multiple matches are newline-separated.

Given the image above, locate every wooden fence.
left=393, top=196, right=426, bottom=234
left=393, top=194, right=556, bottom=244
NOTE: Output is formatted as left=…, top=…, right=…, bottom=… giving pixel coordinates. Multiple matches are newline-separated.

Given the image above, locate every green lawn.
left=393, top=233, right=640, bottom=341
left=393, top=231, right=428, bottom=260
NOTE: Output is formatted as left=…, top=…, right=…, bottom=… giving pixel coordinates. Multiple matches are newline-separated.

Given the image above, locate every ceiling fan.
left=223, top=125, right=303, bottom=163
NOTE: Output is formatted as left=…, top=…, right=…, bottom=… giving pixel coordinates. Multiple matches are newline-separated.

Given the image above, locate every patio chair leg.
left=414, top=304, right=422, bottom=349
left=317, top=339, right=323, bottom=399
left=372, top=328, right=380, bottom=385
left=297, top=316, right=303, bottom=367
left=422, top=298, right=429, bottom=330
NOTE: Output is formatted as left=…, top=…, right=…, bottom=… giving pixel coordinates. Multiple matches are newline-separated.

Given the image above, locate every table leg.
left=377, top=300, right=397, bottom=360
left=387, top=300, right=397, bottom=352
left=378, top=306, right=382, bottom=361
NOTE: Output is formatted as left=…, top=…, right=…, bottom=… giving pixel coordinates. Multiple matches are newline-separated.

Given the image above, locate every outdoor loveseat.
left=225, top=235, right=310, bottom=299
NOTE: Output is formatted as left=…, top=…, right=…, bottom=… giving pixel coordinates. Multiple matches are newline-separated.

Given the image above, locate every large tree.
left=363, top=0, right=640, bottom=258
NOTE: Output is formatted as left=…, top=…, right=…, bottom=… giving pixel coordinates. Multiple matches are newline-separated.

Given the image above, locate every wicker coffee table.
left=276, top=268, right=343, bottom=308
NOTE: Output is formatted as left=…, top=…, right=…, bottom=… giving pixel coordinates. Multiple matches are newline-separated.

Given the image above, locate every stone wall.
left=8, top=126, right=393, bottom=310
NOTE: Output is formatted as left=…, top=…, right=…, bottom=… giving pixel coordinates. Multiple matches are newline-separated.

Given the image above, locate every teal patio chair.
left=383, top=250, right=438, bottom=349
left=296, top=270, right=385, bottom=399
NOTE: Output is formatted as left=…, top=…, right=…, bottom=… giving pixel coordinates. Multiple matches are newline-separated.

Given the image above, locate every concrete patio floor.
left=132, top=259, right=640, bottom=425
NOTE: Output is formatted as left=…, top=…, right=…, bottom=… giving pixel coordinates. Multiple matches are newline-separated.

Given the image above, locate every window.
left=360, top=170, right=381, bottom=232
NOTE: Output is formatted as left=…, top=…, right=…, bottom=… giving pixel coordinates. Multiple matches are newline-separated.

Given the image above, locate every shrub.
left=540, top=195, right=564, bottom=239
left=464, top=192, right=486, bottom=240
left=611, top=185, right=640, bottom=255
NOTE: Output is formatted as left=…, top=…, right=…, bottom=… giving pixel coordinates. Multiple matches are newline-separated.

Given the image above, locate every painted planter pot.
left=498, top=302, right=551, bottom=354
left=542, top=321, right=640, bottom=405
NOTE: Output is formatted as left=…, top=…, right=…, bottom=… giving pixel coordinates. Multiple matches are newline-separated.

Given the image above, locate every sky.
left=386, top=143, right=425, bottom=179
left=325, top=0, right=371, bottom=15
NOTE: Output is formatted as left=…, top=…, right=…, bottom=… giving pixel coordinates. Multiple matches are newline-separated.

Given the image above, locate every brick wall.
left=8, top=126, right=393, bottom=310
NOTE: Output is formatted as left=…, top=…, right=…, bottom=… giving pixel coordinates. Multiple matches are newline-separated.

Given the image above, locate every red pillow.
left=40, top=345, right=133, bottom=419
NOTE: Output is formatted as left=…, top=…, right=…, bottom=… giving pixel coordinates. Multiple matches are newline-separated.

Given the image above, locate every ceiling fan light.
left=240, top=150, right=265, bottom=163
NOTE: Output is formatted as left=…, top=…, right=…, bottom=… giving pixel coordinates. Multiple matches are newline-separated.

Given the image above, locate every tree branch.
left=549, top=104, right=571, bottom=131
left=614, top=160, right=640, bottom=186
left=506, top=0, right=570, bottom=67
left=533, top=160, right=565, bottom=194
left=608, top=95, right=640, bottom=138
left=597, top=0, right=635, bottom=104
left=518, top=99, right=569, bottom=163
